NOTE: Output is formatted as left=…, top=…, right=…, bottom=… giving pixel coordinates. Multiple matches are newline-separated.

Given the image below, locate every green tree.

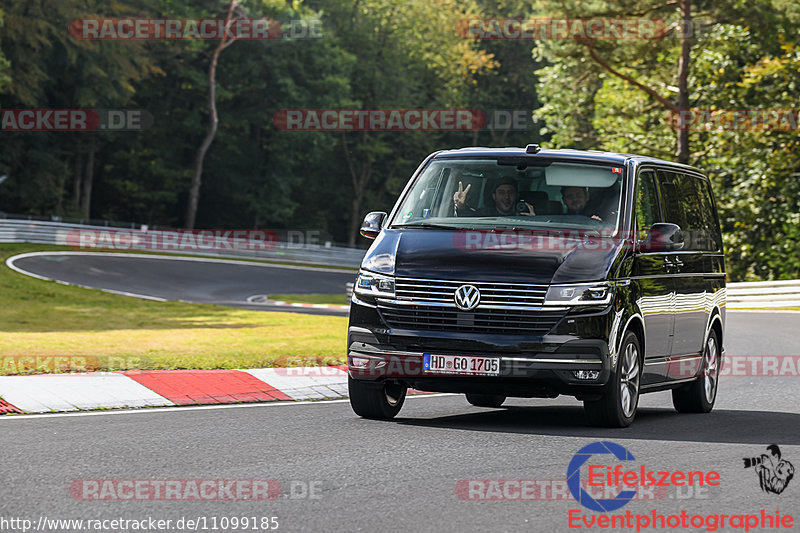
left=315, top=0, right=497, bottom=246
left=0, top=7, right=9, bottom=91
left=0, top=0, right=158, bottom=219
left=531, top=0, right=798, bottom=279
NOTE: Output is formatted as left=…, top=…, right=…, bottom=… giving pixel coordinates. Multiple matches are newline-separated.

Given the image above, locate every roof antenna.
left=525, top=144, right=541, bottom=154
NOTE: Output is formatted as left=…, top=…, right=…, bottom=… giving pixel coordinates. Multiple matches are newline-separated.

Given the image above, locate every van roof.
left=435, top=147, right=706, bottom=176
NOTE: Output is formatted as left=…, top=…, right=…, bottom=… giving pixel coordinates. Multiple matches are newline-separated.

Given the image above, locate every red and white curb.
left=0, top=367, right=357, bottom=414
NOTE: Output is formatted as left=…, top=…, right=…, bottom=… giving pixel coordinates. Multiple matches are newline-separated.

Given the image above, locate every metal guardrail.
left=0, top=218, right=365, bottom=269
left=2, top=218, right=799, bottom=307
left=726, top=280, right=800, bottom=309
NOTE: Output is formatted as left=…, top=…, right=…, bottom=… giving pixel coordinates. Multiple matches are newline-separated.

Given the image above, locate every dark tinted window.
left=635, top=170, right=660, bottom=240
left=657, top=170, right=688, bottom=230
left=702, top=179, right=723, bottom=250
left=686, top=176, right=721, bottom=251
left=658, top=170, right=719, bottom=251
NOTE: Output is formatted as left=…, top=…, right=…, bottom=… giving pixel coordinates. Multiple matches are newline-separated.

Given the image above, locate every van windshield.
left=390, top=158, right=624, bottom=231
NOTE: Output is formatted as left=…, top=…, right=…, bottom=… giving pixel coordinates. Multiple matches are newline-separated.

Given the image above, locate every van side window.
left=661, top=171, right=717, bottom=251
left=657, top=170, right=689, bottom=232
left=701, top=179, right=723, bottom=251
left=679, top=174, right=719, bottom=251
left=635, top=170, right=660, bottom=239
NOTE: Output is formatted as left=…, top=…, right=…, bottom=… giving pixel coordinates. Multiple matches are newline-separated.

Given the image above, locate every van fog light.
left=573, top=370, right=600, bottom=380
left=351, top=357, right=371, bottom=368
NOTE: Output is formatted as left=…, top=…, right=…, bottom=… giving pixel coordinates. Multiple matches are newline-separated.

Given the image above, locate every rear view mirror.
left=360, top=211, right=387, bottom=239
left=639, top=222, right=684, bottom=252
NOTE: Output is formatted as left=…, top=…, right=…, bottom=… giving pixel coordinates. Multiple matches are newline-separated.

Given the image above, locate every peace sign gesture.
left=453, top=181, right=471, bottom=211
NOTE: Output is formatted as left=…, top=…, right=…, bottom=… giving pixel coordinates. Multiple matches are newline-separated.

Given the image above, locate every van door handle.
left=664, top=257, right=683, bottom=271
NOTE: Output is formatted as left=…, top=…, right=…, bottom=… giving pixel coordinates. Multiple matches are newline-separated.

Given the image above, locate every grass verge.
left=0, top=244, right=347, bottom=374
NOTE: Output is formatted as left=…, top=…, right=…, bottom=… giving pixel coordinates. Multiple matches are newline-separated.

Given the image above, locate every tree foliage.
left=531, top=0, right=799, bottom=279
left=0, top=0, right=796, bottom=279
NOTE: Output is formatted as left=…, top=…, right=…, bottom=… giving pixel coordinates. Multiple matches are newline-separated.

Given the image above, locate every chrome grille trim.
left=379, top=298, right=566, bottom=312
left=394, top=277, right=549, bottom=308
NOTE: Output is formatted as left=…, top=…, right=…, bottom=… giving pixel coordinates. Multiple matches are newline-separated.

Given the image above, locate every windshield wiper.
left=391, top=223, right=464, bottom=230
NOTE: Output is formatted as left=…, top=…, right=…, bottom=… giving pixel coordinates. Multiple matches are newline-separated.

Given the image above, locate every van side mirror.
left=639, top=222, right=684, bottom=252
left=360, top=211, right=387, bottom=239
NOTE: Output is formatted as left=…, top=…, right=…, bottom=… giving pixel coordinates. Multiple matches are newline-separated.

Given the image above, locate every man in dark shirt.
left=561, top=186, right=610, bottom=221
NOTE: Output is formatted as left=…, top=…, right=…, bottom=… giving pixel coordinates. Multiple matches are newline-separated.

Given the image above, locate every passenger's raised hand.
left=453, top=181, right=471, bottom=210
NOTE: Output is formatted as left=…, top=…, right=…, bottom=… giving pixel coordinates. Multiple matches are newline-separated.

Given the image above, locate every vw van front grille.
left=378, top=277, right=562, bottom=335
left=394, top=277, right=548, bottom=308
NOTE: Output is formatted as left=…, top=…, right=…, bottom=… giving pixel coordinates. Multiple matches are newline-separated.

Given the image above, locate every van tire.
left=584, top=331, right=641, bottom=428
left=466, top=393, right=506, bottom=408
left=672, top=330, right=719, bottom=413
left=348, top=377, right=406, bottom=419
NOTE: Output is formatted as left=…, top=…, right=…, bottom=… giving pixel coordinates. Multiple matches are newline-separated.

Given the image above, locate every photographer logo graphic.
left=567, top=441, right=637, bottom=512
left=743, top=444, right=795, bottom=494
left=567, top=441, right=722, bottom=513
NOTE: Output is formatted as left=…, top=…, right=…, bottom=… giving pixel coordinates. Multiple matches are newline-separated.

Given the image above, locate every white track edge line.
left=0, top=393, right=454, bottom=420
left=6, top=251, right=356, bottom=273
left=6, top=254, right=168, bottom=302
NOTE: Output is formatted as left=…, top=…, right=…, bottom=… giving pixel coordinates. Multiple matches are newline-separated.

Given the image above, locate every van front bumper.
left=347, top=339, right=612, bottom=400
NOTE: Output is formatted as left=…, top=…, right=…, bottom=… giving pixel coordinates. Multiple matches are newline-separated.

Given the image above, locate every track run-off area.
left=1, top=251, right=798, bottom=531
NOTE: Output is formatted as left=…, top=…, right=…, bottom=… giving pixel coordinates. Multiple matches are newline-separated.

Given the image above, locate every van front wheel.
left=348, top=377, right=406, bottom=419
left=584, top=331, right=641, bottom=428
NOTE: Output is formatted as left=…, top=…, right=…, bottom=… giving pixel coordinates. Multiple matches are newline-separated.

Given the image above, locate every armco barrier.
left=726, top=280, right=800, bottom=309
left=0, top=218, right=365, bottom=268
left=2, top=218, right=798, bottom=307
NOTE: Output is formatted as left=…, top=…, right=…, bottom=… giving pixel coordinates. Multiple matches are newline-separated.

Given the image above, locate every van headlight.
left=544, top=283, right=612, bottom=306
left=354, top=270, right=395, bottom=298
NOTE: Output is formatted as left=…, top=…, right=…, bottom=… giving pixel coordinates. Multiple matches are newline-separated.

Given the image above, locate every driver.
left=454, top=176, right=535, bottom=216
left=561, top=186, right=604, bottom=221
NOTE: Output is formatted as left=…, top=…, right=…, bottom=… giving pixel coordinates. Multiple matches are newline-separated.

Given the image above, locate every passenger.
left=454, top=177, right=535, bottom=216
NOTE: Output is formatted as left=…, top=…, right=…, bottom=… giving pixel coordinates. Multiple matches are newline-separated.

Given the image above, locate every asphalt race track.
left=7, top=252, right=356, bottom=315
left=1, top=312, right=799, bottom=531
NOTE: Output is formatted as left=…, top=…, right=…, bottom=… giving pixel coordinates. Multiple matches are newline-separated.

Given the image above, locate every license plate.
left=423, top=354, right=500, bottom=376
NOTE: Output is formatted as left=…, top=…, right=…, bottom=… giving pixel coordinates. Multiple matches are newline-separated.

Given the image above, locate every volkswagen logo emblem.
left=454, top=284, right=480, bottom=311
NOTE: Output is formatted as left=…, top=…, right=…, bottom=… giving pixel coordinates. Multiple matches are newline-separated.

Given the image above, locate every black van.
left=347, top=145, right=725, bottom=427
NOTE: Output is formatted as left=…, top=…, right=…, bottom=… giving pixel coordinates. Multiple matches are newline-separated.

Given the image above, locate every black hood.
left=361, top=229, right=624, bottom=284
